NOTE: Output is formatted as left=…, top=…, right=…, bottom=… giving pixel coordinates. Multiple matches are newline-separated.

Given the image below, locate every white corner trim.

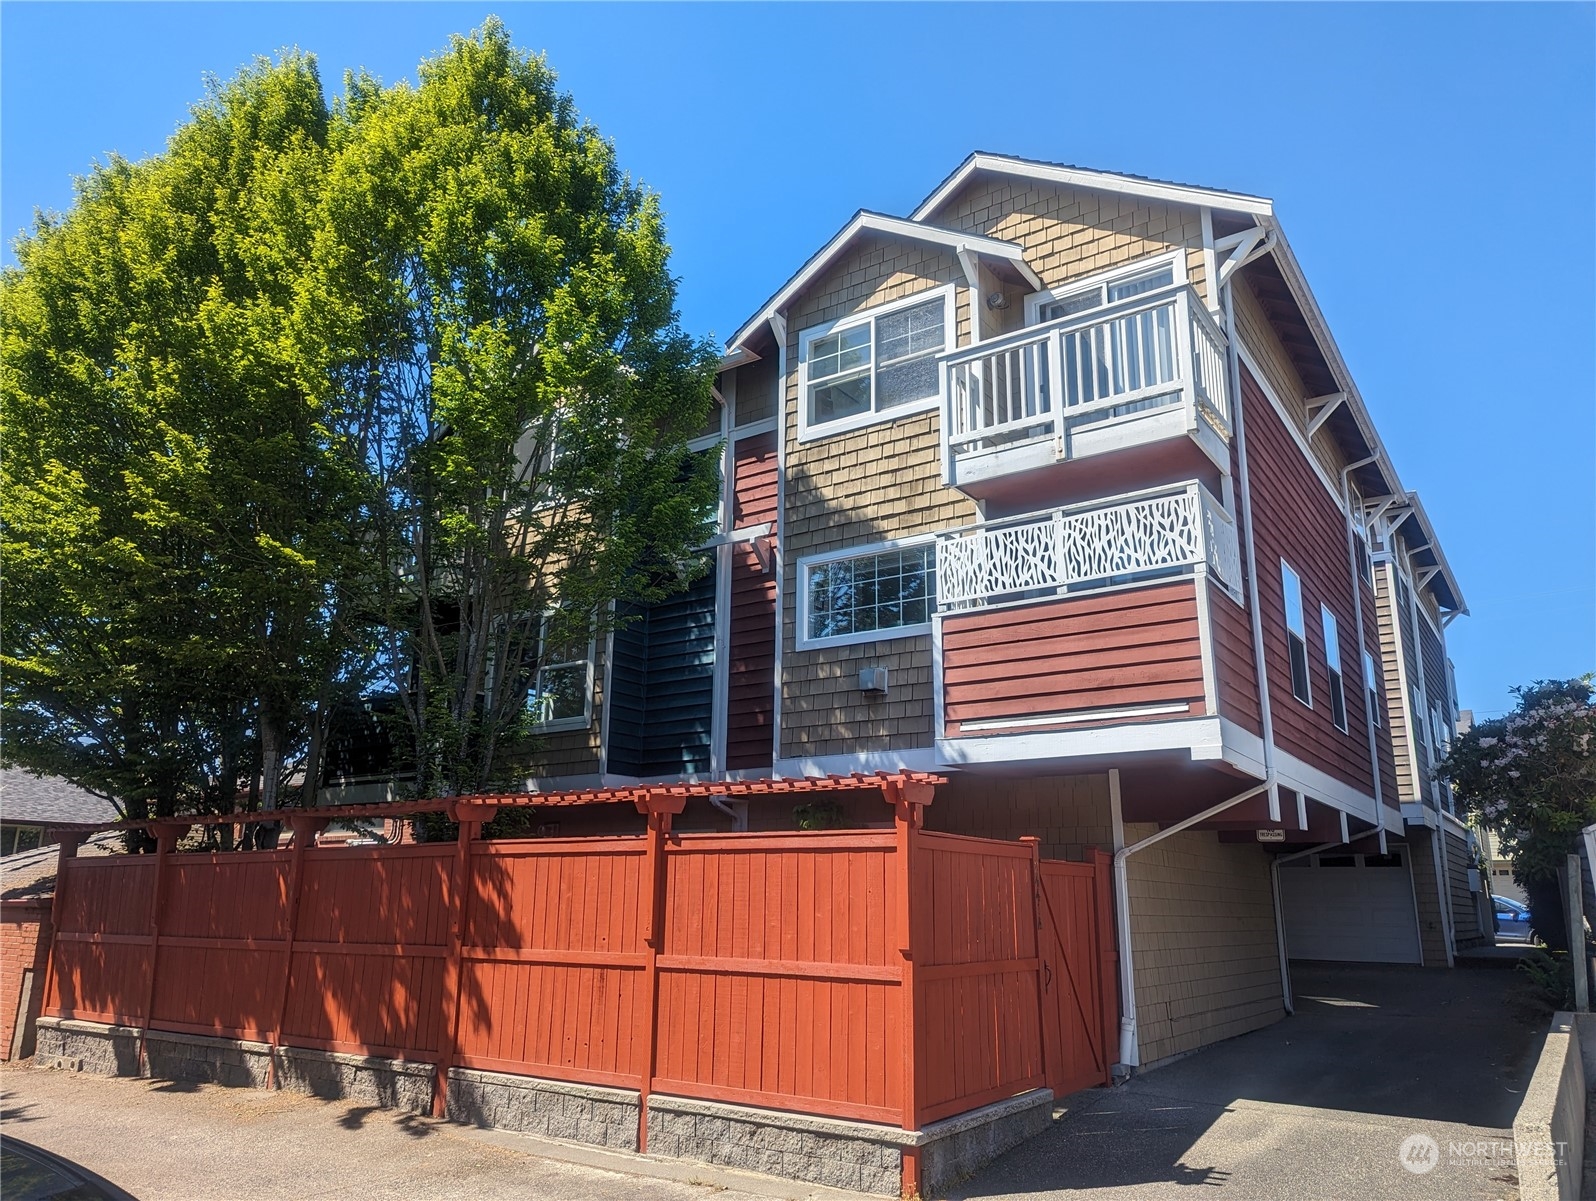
left=1270, top=746, right=1380, bottom=829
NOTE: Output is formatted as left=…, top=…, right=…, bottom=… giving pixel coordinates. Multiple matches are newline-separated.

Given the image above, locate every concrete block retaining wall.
left=1513, top=1010, right=1587, bottom=1201
left=34, top=1018, right=1058, bottom=1196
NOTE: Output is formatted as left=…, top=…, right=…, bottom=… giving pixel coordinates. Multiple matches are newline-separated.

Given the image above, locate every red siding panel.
left=1209, top=580, right=1262, bottom=736
left=1240, top=367, right=1373, bottom=795
left=942, top=581, right=1204, bottom=737
left=732, top=432, right=777, bottom=529
left=727, top=544, right=776, bottom=769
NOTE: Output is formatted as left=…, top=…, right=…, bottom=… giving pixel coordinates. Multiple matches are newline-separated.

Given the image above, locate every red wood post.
left=137, top=822, right=189, bottom=1074
left=39, top=831, right=84, bottom=1021
left=432, top=801, right=497, bottom=1118
left=883, top=778, right=933, bottom=1199
left=266, top=815, right=326, bottom=1089
left=1090, top=847, right=1118, bottom=1087
left=1020, top=835, right=1051, bottom=1097
left=635, top=788, right=684, bottom=1153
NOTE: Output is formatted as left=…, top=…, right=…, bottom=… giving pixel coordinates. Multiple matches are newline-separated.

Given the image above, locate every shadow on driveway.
left=948, top=963, right=1544, bottom=1201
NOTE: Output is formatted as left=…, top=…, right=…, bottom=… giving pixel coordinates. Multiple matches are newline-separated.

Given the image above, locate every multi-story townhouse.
left=496, top=154, right=1481, bottom=1069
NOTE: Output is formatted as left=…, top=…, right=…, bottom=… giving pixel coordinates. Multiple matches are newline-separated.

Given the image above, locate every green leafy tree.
left=298, top=20, right=719, bottom=798
left=1442, top=676, right=1596, bottom=950
left=2, top=54, right=368, bottom=826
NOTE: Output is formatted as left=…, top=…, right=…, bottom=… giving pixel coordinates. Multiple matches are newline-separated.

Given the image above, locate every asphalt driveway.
left=948, top=963, right=1545, bottom=1201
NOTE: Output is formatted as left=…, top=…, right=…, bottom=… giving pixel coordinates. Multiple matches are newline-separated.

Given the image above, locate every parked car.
left=1494, top=896, right=1533, bottom=941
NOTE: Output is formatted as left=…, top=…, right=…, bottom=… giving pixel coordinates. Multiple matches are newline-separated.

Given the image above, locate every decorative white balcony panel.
left=941, top=285, right=1232, bottom=484
left=936, top=483, right=1242, bottom=612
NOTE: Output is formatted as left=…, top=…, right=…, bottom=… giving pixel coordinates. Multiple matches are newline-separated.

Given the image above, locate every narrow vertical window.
left=1281, top=561, right=1311, bottom=706
left=1363, top=649, right=1381, bottom=728
left=1321, top=605, right=1348, bottom=732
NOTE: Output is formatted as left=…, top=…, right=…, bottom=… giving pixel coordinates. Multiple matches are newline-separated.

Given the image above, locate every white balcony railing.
left=935, top=482, right=1242, bottom=613
left=941, top=284, right=1230, bottom=469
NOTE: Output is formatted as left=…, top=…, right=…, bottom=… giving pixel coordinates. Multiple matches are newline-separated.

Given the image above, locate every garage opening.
left=1279, top=847, right=1422, bottom=964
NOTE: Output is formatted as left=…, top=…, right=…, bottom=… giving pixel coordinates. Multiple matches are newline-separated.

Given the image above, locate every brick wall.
left=1122, top=824, right=1284, bottom=1065
left=2, top=900, right=53, bottom=1060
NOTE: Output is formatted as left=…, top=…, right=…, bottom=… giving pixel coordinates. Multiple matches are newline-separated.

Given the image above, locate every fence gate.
left=1036, top=852, right=1118, bottom=1098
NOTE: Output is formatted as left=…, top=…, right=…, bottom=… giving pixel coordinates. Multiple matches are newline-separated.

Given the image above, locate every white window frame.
left=1023, top=250, right=1188, bottom=327
left=796, top=535, right=937, bottom=651
left=528, top=614, right=596, bottom=733
left=1363, top=648, right=1381, bottom=728
left=1321, top=604, right=1348, bottom=733
left=796, top=285, right=955, bottom=444
left=1281, top=560, right=1312, bottom=708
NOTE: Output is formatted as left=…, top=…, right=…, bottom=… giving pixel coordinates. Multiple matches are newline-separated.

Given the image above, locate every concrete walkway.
left=948, top=963, right=1545, bottom=1201
left=0, top=1063, right=864, bottom=1201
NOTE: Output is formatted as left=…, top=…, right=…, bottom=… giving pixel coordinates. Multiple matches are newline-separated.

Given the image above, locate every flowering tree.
left=1442, top=677, right=1596, bottom=949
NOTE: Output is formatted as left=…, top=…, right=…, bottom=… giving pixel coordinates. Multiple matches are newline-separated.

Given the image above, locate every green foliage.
left=1516, top=947, right=1574, bottom=1013
left=793, top=802, right=845, bottom=831
left=298, top=18, right=719, bottom=797
left=1, top=52, right=363, bottom=819
left=1442, top=677, right=1596, bottom=884
left=2, top=21, right=718, bottom=817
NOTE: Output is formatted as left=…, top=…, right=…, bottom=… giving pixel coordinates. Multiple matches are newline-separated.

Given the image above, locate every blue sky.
left=3, top=2, right=1592, bottom=719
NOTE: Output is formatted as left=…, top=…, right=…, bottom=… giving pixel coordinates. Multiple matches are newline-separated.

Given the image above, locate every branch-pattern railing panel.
left=936, top=483, right=1242, bottom=611
left=943, top=284, right=1230, bottom=456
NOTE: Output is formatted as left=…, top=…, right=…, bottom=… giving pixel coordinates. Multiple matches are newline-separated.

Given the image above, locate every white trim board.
left=730, top=211, right=1037, bottom=349
left=773, top=747, right=943, bottom=778
left=910, top=152, right=1274, bottom=224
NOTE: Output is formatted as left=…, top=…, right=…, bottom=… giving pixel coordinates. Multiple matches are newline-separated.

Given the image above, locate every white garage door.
left=1279, top=850, right=1422, bottom=964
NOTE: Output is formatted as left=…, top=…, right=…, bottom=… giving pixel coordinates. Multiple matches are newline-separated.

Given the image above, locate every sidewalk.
left=0, top=1062, right=866, bottom=1201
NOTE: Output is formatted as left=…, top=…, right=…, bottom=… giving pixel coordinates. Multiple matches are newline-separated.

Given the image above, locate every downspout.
left=1113, top=775, right=1274, bottom=1069
left=1221, top=274, right=1280, bottom=824
left=1340, top=454, right=1387, bottom=844
left=1219, top=250, right=1290, bottom=1028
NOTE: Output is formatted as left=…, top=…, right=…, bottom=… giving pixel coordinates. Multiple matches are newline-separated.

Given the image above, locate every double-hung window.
left=528, top=615, right=594, bottom=731
left=1321, top=605, right=1348, bottom=732
left=800, top=289, right=951, bottom=438
left=1281, top=561, right=1312, bottom=706
left=800, top=541, right=937, bottom=648
left=1363, top=649, right=1381, bottom=728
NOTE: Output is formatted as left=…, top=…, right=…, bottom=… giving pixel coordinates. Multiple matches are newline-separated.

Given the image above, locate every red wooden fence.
left=42, top=790, right=1114, bottom=1193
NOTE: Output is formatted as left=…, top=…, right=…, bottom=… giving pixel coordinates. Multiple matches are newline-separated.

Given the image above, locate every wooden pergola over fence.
left=41, top=772, right=1115, bottom=1197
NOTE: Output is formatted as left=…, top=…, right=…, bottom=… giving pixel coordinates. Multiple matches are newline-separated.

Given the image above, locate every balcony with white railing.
left=934, top=482, right=1242, bottom=614
left=940, top=284, right=1232, bottom=493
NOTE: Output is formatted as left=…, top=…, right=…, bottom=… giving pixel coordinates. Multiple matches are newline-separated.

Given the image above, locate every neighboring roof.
left=910, top=151, right=1275, bottom=223
left=0, top=768, right=120, bottom=827
left=1, top=831, right=123, bottom=901
left=728, top=211, right=1039, bottom=350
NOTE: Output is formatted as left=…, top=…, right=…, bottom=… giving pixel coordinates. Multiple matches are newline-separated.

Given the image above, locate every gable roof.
left=910, top=151, right=1275, bottom=223
left=0, top=768, right=121, bottom=826
left=728, top=211, right=1038, bottom=350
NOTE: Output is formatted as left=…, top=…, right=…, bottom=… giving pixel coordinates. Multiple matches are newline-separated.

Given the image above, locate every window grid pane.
left=807, top=546, right=937, bottom=641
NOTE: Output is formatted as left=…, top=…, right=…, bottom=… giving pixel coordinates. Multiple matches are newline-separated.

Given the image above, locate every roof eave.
left=909, top=151, right=1276, bottom=224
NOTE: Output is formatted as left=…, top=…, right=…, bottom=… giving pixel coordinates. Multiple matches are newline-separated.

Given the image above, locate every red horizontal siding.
left=942, top=581, right=1204, bottom=736
left=732, top=432, right=777, bottom=529
left=727, top=542, right=776, bottom=769
left=1241, top=366, right=1373, bottom=795
left=1209, top=579, right=1261, bottom=736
